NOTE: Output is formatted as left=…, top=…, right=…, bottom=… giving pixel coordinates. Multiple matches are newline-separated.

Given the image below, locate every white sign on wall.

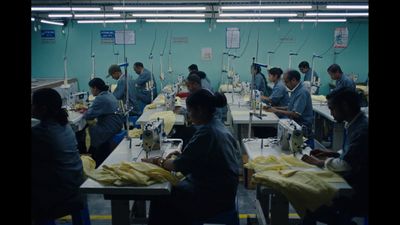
left=226, top=27, right=240, bottom=49
left=115, top=30, right=135, bottom=45
left=334, top=27, right=348, bottom=48
left=201, top=48, right=212, bottom=60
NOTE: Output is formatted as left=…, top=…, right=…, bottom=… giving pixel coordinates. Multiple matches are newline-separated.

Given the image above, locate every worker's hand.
left=141, top=156, right=161, bottom=165
left=165, top=151, right=181, bottom=159
left=264, top=106, right=276, bottom=113
left=310, top=149, right=340, bottom=159
left=301, top=155, right=325, bottom=167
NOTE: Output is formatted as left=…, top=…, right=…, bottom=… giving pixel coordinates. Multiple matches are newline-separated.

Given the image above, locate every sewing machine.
left=251, top=89, right=262, bottom=110
left=142, top=118, right=184, bottom=158
left=164, top=92, right=176, bottom=111
left=277, top=119, right=304, bottom=154
left=71, top=91, right=89, bottom=104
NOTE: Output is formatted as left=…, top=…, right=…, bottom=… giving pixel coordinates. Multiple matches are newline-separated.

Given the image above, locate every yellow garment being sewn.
left=129, top=128, right=143, bottom=138
left=148, top=111, right=176, bottom=135
left=245, top=155, right=346, bottom=217
left=153, top=95, right=165, bottom=105
left=253, top=170, right=339, bottom=217
left=80, top=155, right=96, bottom=178
left=86, top=161, right=183, bottom=186
left=243, top=95, right=250, bottom=102
left=175, top=96, right=183, bottom=107
left=144, top=103, right=157, bottom=112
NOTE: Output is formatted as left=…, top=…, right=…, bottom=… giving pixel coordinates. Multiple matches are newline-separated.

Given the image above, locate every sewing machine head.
left=142, top=118, right=165, bottom=152
left=164, top=91, right=176, bottom=111
left=277, top=119, right=304, bottom=154
left=251, top=90, right=262, bottom=109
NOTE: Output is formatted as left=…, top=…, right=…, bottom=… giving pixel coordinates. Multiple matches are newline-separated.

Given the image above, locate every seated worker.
left=133, top=62, right=158, bottom=113
left=299, top=61, right=320, bottom=94
left=263, top=70, right=314, bottom=148
left=301, top=88, right=368, bottom=225
left=84, top=78, right=124, bottom=167
left=143, top=89, right=240, bottom=225
left=31, top=88, right=85, bottom=223
left=327, top=64, right=356, bottom=93
left=251, top=64, right=268, bottom=96
left=188, top=64, right=212, bottom=92
left=107, top=64, right=140, bottom=115
left=261, top=67, right=289, bottom=107
left=174, top=73, right=202, bottom=115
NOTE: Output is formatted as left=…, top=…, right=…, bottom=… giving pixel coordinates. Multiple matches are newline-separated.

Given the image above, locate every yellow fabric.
left=110, top=84, right=117, bottom=93
left=148, top=111, right=176, bottom=135
left=356, top=85, right=368, bottom=95
left=85, top=127, right=91, bottom=150
left=86, top=119, right=97, bottom=126
left=144, top=103, right=157, bottom=112
left=80, top=155, right=96, bottom=178
left=88, top=94, right=95, bottom=101
left=245, top=155, right=346, bottom=217
left=175, top=96, right=183, bottom=107
left=153, top=95, right=165, bottom=105
left=253, top=170, right=338, bottom=217
left=86, top=161, right=183, bottom=186
left=129, top=128, right=143, bottom=138
left=243, top=95, right=250, bottom=102
left=311, top=95, right=327, bottom=102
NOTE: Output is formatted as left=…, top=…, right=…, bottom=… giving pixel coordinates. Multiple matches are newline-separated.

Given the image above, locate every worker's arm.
left=136, top=70, right=151, bottom=86
left=264, top=106, right=298, bottom=118
left=112, top=78, right=125, bottom=100
left=83, top=97, right=103, bottom=120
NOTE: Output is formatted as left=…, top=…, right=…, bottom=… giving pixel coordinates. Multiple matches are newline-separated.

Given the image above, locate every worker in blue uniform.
left=32, top=88, right=85, bottom=223
left=264, top=70, right=314, bottom=148
left=188, top=64, right=212, bottom=92
left=133, top=62, right=157, bottom=113
left=299, top=61, right=320, bottom=94
left=301, top=88, right=368, bottom=225
left=107, top=64, right=140, bottom=115
left=84, top=78, right=124, bottom=167
left=251, top=64, right=268, bottom=96
left=143, top=89, right=240, bottom=225
left=261, top=67, right=289, bottom=107
left=327, top=64, right=356, bottom=93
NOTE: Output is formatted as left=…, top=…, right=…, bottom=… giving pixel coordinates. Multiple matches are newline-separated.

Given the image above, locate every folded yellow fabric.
left=253, top=170, right=338, bottom=217
left=148, top=111, right=176, bottom=135
left=144, top=103, right=157, bottom=112
left=311, top=95, right=327, bottom=102
left=153, top=95, right=165, bottom=105
left=86, top=161, right=183, bottom=186
left=175, top=96, right=183, bottom=107
left=129, top=128, right=143, bottom=138
left=80, top=155, right=96, bottom=178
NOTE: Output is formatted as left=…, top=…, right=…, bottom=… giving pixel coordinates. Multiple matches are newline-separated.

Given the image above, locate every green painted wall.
left=31, top=20, right=368, bottom=95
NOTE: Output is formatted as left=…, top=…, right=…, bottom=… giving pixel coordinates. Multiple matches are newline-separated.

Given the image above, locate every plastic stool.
left=112, top=130, right=127, bottom=144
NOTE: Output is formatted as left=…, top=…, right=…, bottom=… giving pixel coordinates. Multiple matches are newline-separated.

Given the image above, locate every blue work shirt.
left=287, top=82, right=314, bottom=133
left=268, top=80, right=289, bottom=107
left=253, top=73, right=267, bottom=95
left=32, top=120, right=84, bottom=218
left=332, top=74, right=356, bottom=92
left=173, top=117, right=240, bottom=209
left=135, top=68, right=158, bottom=110
left=304, top=69, right=319, bottom=82
left=84, top=91, right=123, bottom=147
left=113, top=74, right=140, bottom=114
left=201, top=77, right=213, bottom=92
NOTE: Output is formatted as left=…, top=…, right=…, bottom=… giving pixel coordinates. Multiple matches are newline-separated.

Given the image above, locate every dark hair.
left=187, top=73, right=202, bottom=85
left=197, top=71, right=207, bottom=79
left=186, top=89, right=227, bottom=120
left=89, top=77, right=109, bottom=92
left=298, top=61, right=310, bottom=69
left=326, top=88, right=361, bottom=113
left=286, top=70, right=301, bottom=81
left=134, top=62, right=144, bottom=68
left=253, top=64, right=261, bottom=73
left=32, top=88, right=69, bottom=126
left=268, top=67, right=283, bottom=78
left=188, top=64, right=198, bottom=71
left=327, top=64, right=343, bottom=74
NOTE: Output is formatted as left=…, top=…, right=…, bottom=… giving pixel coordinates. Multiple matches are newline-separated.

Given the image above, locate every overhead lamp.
left=48, top=14, right=73, bottom=18
left=219, top=13, right=297, bottom=17
left=32, top=7, right=101, bottom=11
left=145, top=19, right=205, bottom=23
left=31, top=17, right=35, bottom=21
left=216, top=19, right=274, bottom=22
left=131, top=13, right=205, bottom=17
left=306, top=13, right=368, bottom=17
left=326, top=5, right=368, bottom=10
left=74, top=14, right=121, bottom=18
left=77, top=19, right=137, bottom=24
left=113, top=6, right=206, bottom=11
left=289, top=19, right=347, bottom=22
left=40, top=19, right=64, bottom=26
left=220, top=5, right=312, bottom=10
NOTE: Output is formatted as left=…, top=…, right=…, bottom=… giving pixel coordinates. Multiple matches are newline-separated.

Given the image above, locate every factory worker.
left=299, top=61, right=320, bottom=83
left=107, top=64, right=140, bottom=115
left=261, top=67, right=289, bottom=107
left=32, top=88, right=84, bottom=222
left=251, top=64, right=268, bottom=95
left=143, top=89, right=240, bottom=225
left=84, top=78, right=123, bottom=167
left=301, top=88, right=368, bottom=225
left=264, top=70, right=314, bottom=148
left=327, top=64, right=356, bottom=93
left=187, top=64, right=212, bottom=92
left=133, top=62, right=158, bottom=113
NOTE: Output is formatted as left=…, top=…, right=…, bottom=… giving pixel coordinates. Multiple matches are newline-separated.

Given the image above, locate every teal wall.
left=31, top=20, right=368, bottom=95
